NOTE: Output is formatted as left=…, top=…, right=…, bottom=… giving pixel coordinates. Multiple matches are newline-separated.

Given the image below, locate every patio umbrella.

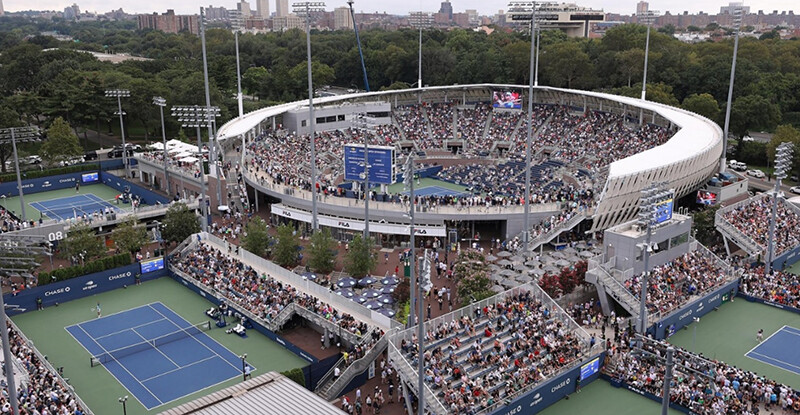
left=525, top=261, right=541, bottom=268
left=499, top=269, right=516, bottom=277
left=337, top=277, right=357, bottom=288
left=300, top=272, right=317, bottom=281
left=544, top=265, right=559, bottom=274
left=378, top=294, right=395, bottom=304
left=358, top=276, right=377, bottom=287
left=354, top=295, right=368, bottom=304
left=510, top=255, right=525, bottom=263
left=555, top=259, right=571, bottom=267
left=334, top=288, right=355, bottom=298
left=377, top=308, right=396, bottom=318
left=516, top=275, right=533, bottom=284
left=497, top=259, right=512, bottom=267
left=380, top=286, right=396, bottom=295
left=381, top=276, right=399, bottom=285
left=580, top=250, right=596, bottom=258
left=489, top=274, right=504, bottom=282
left=364, top=300, right=383, bottom=310
left=531, top=268, right=546, bottom=276
left=497, top=251, right=513, bottom=258
left=491, top=285, right=505, bottom=293
left=550, top=251, right=566, bottom=259
left=500, top=278, right=516, bottom=287
left=563, top=247, right=578, bottom=255
left=363, top=288, right=382, bottom=298
left=486, top=255, right=498, bottom=262
left=576, top=241, right=589, bottom=250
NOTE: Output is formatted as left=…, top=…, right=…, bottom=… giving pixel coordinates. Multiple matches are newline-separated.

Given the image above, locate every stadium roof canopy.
left=158, top=371, right=345, bottom=415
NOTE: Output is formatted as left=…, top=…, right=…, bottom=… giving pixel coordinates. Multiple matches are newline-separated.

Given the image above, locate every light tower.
left=720, top=4, right=745, bottom=173
left=0, top=126, right=41, bottom=222
left=152, top=96, right=170, bottom=196
left=766, top=142, right=794, bottom=274
left=104, top=89, right=131, bottom=178
left=638, top=9, right=660, bottom=100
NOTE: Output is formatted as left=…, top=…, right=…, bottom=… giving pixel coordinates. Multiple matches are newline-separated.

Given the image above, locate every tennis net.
left=90, top=320, right=211, bottom=367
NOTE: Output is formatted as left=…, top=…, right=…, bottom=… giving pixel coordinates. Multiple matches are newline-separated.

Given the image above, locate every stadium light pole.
left=118, top=395, right=128, bottom=415
left=0, top=127, right=40, bottom=222
left=766, top=142, right=793, bottom=274
left=409, top=12, right=431, bottom=94
left=294, top=1, right=326, bottom=233
left=516, top=0, right=537, bottom=249
left=105, top=89, right=131, bottom=178
left=153, top=97, right=170, bottom=196
left=404, top=154, right=416, bottom=329
left=235, top=30, right=244, bottom=119
left=353, top=113, right=371, bottom=239
left=720, top=5, right=744, bottom=173
left=347, top=0, right=370, bottom=92
left=638, top=9, right=660, bottom=100
left=171, top=105, right=221, bottom=233
left=636, top=185, right=660, bottom=340
left=240, top=353, right=248, bottom=381
left=200, top=7, right=224, bottom=211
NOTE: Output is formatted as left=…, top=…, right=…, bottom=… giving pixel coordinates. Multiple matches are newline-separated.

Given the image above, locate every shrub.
left=37, top=253, right=131, bottom=286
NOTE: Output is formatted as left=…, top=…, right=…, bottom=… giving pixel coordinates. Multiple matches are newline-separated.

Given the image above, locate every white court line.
left=138, top=355, right=217, bottom=383
left=93, top=318, right=168, bottom=342
left=147, top=303, right=246, bottom=374
left=746, top=351, right=800, bottom=374
left=75, top=324, right=164, bottom=407
left=130, top=327, right=181, bottom=370
left=744, top=325, right=787, bottom=355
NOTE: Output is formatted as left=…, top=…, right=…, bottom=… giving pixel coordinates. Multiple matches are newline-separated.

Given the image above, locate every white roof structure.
left=158, top=372, right=345, bottom=415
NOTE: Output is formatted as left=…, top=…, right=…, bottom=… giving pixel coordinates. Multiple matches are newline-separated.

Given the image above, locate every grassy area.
left=668, top=300, right=800, bottom=389
left=0, top=184, right=130, bottom=220
left=539, top=380, right=682, bottom=415
left=12, top=277, right=307, bottom=415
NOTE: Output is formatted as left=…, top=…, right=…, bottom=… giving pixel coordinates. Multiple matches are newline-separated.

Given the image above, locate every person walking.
left=95, top=302, right=101, bottom=318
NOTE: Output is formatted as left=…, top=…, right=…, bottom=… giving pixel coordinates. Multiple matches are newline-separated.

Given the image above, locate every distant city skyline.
left=2, top=0, right=798, bottom=17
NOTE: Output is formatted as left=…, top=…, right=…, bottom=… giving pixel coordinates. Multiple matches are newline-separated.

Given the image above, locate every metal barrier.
left=318, top=330, right=389, bottom=401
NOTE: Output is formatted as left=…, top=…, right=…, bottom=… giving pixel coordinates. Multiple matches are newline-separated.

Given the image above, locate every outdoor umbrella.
left=378, top=294, right=395, bottom=304
left=358, top=276, right=377, bottom=287
left=580, top=250, right=596, bottom=258
left=486, top=255, right=498, bottom=262
left=497, top=259, right=512, bottom=267
left=380, top=286, right=396, bottom=295
left=300, top=272, right=317, bottom=281
left=381, top=276, right=399, bottom=285
left=500, top=278, right=516, bottom=287
left=377, top=308, right=396, bottom=318
left=337, top=277, right=357, bottom=288
left=491, top=285, right=505, bottom=293
left=510, top=255, right=525, bottom=263
left=489, top=274, right=504, bottom=282
left=555, top=259, right=571, bottom=267
left=550, top=251, right=566, bottom=259
left=497, top=251, right=513, bottom=258
left=363, top=288, right=382, bottom=298
left=563, top=247, right=578, bottom=255
left=499, top=269, right=517, bottom=277
left=354, top=295, right=368, bottom=304
left=364, top=300, right=383, bottom=310
left=516, top=275, right=533, bottom=284
left=334, top=288, right=355, bottom=298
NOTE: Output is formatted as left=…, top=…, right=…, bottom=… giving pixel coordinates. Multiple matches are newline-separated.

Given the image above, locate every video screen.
left=580, top=357, right=600, bottom=380
left=81, top=172, right=99, bottom=183
left=492, top=91, right=522, bottom=109
left=696, top=190, right=717, bottom=205
left=140, top=257, right=165, bottom=274
left=654, top=198, right=674, bottom=225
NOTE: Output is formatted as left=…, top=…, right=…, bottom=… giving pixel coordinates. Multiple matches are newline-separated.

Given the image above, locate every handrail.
left=714, top=209, right=763, bottom=256
left=595, top=264, right=641, bottom=320
left=321, top=331, right=389, bottom=401
left=528, top=212, right=586, bottom=250
left=8, top=319, right=95, bottom=415
left=387, top=341, right=449, bottom=415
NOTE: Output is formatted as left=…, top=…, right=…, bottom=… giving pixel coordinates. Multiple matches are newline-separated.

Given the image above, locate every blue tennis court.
left=30, top=194, right=123, bottom=221
left=745, top=325, right=800, bottom=375
left=66, top=302, right=248, bottom=410
left=403, top=185, right=470, bottom=198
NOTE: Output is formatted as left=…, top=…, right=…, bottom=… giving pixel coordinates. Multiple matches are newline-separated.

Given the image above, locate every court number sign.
left=48, top=231, right=65, bottom=241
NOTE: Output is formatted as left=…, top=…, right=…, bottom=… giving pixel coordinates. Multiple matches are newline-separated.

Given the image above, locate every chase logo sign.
left=108, top=271, right=132, bottom=281
left=59, top=178, right=74, bottom=183
left=503, top=405, right=523, bottom=415
left=550, top=377, right=570, bottom=393
left=44, top=286, right=71, bottom=297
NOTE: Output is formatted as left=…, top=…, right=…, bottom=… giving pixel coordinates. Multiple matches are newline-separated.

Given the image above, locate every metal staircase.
left=316, top=330, right=388, bottom=401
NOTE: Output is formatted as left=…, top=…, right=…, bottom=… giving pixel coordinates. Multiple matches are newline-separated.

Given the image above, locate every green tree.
left=454, top=250, right=494, bottom=306
left=307, top=228, right=336, bottom=274
left=541, top=41, right=594, bottom=89
left=289, top=61, right=335, bottom=96
left=273, top=224, right=300, bottom=267
left=63, top=223, right=105, bottom=264
left=0, top=105, right=23, bottom=173
left=344, top=234, right=376, bottom=278
left=242, top=216, right=271, bottom=257
left=161, top=202, right=201, bottom=244
left=692, top=205, right=721, bottom=247
left=41, top=117, right=83, bottom=165
left=682, top=93, right=721, bottom=121
left=113, top=215, right=149, bottom=256
left=730, top=95, right=782, bottom=137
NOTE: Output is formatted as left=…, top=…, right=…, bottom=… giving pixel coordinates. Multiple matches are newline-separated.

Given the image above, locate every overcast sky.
left=5, top=0, right=798, bottom=17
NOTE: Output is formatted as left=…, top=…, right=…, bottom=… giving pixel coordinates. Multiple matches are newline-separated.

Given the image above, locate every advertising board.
left=140, top=257, right=165, bottom=274
left=343, top=145, right=395, bottom=185
left=81, top=172, right=99, bottom=183
left=649, top=280, right=738, bottom=339
left=654, top=197, right=674, bottom=225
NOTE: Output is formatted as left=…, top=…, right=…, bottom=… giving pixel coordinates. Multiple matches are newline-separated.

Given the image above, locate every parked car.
left=746, top=169, right=766, bottom=179
left=84, top=150, right=98, bottom=161
left=728, top=160, right=747, bottom=171
left=790, top=186, right=800, bottom=195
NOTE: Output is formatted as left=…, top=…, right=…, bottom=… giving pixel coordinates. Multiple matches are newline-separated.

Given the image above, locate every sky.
left=4, top=0, right=798, bottom=17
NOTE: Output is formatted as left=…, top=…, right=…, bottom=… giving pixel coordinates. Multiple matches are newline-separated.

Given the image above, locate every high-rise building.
left=273, top=13, right=302, bottom=30
left=64, top=3, right=80, bottom=20
left=334, top=6, right=353, bottom=30
left=507, top=2, right=604, bottom=38
left=256, top=0, right=270, bottom=18
left=439, top=0, right=453, bottom=20
left=237, top=0, right=251, bottom=18
left=138, top=9, right=199, bottom=34
left=720, top=2, right=749, bottom=15
left=205, top=5, right=229, bottom=20
left=275, top=0, right=288, bottom=17
left=636, top=1, right=649, bottom=15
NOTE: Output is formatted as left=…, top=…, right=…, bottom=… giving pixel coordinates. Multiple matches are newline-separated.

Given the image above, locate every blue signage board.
left=81, top=172, right=99, bottom=183
left=580, top=357, right=600, bottom=380
left=654, top=198, right=674, bottom=225
left=140, top=257, right=165, bottom=274
left=343, top=144, right=395, bottom=185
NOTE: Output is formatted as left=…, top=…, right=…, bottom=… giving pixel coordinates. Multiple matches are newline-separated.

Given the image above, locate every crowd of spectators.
left=4, top=322, right=87, bottom=414
left=0, top=207, right=25, bottom=233
left=722, top=195, right=800, bottom=256
left=623, top=250, right=729, bottom=316
left=172, top=243, right=372, bottom=336
left=606, top=333, right=800, bottom=414
left=138, top=149, right=205, bottom=178
left=397, top=290, right=586, bottom=414
left=457, top=104, right=490, bottom=148
left=740, top=266, right=800, bottom=309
